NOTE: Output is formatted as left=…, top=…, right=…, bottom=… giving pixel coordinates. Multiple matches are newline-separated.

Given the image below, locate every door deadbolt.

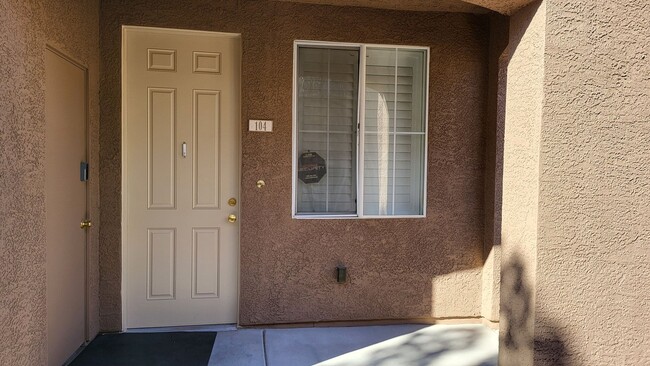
left=228, top=198, right=237, bottom=206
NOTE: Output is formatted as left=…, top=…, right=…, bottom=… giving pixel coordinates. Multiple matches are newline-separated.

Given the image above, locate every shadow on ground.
left=260, top=324, right=498, bottom=366
left=282, top=324, right=499, bottom=366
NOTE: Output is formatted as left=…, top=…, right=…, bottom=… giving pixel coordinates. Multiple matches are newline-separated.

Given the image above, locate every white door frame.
left=45, top=43, right=91, bottom=349
left=120, top=25, right=242, bottom=331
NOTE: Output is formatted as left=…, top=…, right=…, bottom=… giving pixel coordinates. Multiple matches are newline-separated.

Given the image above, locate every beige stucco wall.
left=0, top=0, right=100, bottom=364
left=498, top=2, right=545, bottom=365
left=499, top=0, right=650, bottom=364
left=99, top=0, right=491, bottom=329
left=481, top=14, right=509, bottom=324
left=535, top=0, right=650, bottom=364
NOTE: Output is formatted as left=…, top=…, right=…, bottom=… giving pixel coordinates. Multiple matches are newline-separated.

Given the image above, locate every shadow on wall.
left=501, top=254, right=572, bottom=366
left=491, top=2, right=573, bottom=365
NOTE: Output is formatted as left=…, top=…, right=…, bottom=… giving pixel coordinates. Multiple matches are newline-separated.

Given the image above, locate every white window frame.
left=292, top=40, right=429, bottom=219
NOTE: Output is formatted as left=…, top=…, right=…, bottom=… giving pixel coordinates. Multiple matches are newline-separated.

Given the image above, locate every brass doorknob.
left=227, top=214, right=237, bottom=223
left=80, top=220, right=92, bottom=229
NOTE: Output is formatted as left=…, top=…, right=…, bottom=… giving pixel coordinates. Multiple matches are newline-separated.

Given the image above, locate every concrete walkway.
left=208, top=324, right=498, bottom=366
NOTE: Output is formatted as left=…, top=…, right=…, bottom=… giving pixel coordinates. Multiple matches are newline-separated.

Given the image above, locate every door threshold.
left=126, top=324, right=237, bottom=333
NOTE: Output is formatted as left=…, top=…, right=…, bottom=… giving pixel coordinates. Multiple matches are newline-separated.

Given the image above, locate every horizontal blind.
left=363, top=48, right=426, bottom=216
left=296, top=47, right=358, bottom=214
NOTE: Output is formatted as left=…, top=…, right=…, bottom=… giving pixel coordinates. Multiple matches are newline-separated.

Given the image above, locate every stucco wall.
left=497, top=2, right=545, bottom=365
left=481, top=14, right=509, bottom=324
left=536, top=0, right=650, bottom=364
left=0, top=0, right=100, bottom=364
left=99, top=0, right=491, bottom=328
left=498, top=0, right=650, bottom=364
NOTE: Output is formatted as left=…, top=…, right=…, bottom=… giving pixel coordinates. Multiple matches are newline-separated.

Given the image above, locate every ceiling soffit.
left=275, top=0, right=537, bottom=15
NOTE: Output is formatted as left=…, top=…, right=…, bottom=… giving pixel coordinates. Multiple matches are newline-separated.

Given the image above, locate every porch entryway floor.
left=72, top=323, right=498, bottom=366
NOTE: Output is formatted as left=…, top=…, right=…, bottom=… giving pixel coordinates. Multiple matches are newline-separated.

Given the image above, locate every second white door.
left=124, top=27, right=240, bottom=328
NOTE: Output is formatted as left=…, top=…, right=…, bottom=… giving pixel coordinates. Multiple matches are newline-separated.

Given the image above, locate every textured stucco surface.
left=536, top=0, right=650, bottom=364
left=0, top=0, right=101, bottom=364
left=481, top=14, right=509, bottom=323
left=99, top=0, right=490, bottom=329
left=0, top=2, right=47, bottom=364
left=498, top=2, right=545, bottom=365
left=497, top=0, right=650, bottom=365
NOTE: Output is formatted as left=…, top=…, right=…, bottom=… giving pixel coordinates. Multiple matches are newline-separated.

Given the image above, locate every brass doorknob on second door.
left=227, top=214, right=237, bottom=223
left=80, top=220, right=92, bottom=229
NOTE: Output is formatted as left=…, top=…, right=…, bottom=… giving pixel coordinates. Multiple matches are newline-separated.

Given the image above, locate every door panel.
left=147, top=229, right=176, bottom=300
left=124, top=27, right=240, bottom=328
left=192, top=228, right=220, bottom=298
left=193, top=90, right=221, bottom=209
left=148, top=88, right=176, bottom=209
left=45, top=47, right=87, bottom=366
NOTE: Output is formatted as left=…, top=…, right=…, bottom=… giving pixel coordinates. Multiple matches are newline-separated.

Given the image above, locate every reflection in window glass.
left=363, top=48, right=426, bottom=216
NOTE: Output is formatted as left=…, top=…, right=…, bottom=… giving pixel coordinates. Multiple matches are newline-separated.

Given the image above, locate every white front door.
left=45, top=47, right=88, bottom=365
left=124, top=27, right=240, bottom=328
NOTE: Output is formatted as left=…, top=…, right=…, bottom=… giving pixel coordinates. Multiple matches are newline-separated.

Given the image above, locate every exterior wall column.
left=500, top=0, right=650, bottom=365
left=498, top=1, right=545, bottom=365
left=535, top=0, right=650, bottom=364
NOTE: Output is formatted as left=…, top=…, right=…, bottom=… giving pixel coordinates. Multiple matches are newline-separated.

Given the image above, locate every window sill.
left=292, top=214, right=426, bottom=220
